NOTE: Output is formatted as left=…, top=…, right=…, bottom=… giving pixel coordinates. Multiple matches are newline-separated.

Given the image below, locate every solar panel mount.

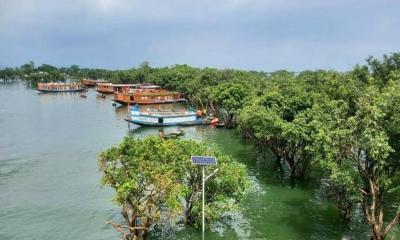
left=191, top=156, right=217, bottom=166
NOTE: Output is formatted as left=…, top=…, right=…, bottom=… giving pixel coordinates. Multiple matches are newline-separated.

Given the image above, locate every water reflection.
left=113, top=105, right=128, bottom=118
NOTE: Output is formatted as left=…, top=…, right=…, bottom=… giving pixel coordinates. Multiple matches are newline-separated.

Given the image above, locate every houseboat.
left=95, top=83, right=138, bottom=94
left=125, top=104, right=204, bottom=126
left=82, top=79, right=109, bottom=87
left=113, top=86, right=186, bottom=105
left=37, top=82, right=85, bottom=93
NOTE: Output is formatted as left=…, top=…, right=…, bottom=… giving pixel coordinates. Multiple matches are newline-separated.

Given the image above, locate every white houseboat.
left=125, top=104, right=204, bottom=126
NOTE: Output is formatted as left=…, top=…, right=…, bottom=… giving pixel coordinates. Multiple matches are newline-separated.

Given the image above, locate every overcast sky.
left=0, top=0, right=399, bottom=71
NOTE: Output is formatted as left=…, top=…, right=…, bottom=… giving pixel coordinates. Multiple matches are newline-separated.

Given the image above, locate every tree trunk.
left=337, top=190, right=352, bottom=221
left=364, top=178, right=391, bottom=240
left=184, top=200, right=193, bottom=224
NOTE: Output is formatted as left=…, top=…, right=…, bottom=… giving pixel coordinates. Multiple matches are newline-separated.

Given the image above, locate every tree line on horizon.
left=1, top=53, right=400, bottom=239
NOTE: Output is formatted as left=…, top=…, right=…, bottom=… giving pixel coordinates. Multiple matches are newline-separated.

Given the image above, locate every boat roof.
left=39, top=82, right=79, bottom=85
left=97, top=82, right=113, bottom=85
left=138, top=85, right=161, bottom=89
left=112, top=84, right=142, bottom=87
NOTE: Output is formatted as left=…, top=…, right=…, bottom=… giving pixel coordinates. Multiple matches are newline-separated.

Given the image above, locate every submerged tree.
left=237, top=82, right=315, bottom=178
left=99, top=137, right=182, bottom=239
left=99, top=136, right=249, bottom=239
left=311, top=83, right=400, bottom=239
left=351, top=83, right=400, bottom=240
left=202, top=82, right=251, bottom=127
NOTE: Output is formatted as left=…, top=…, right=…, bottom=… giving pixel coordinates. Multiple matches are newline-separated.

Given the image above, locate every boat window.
left=158, top=118, right=163, bottom=124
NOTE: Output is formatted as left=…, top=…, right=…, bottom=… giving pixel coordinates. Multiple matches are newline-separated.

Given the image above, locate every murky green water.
left=0, top=83, right=398, bottom=240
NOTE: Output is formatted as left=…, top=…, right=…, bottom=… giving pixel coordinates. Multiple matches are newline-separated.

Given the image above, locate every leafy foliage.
left=99, top=136, right=249, bottom=239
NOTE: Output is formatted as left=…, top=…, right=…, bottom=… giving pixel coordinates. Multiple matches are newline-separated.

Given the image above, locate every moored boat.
left=37, top=82, right=85, bottom=93
left=159, top=129, right=185, bottom=139
left=96, top=83, right=138, bottom=94
left=113, top=85, right=185, bottom=105
left=125, top=104, right=204, bottom=126
left=82, top=79, right=109, bottom=87
left=203, top=117, right=219, bottom=125
left=134, top=89, right=186, bottom=105
left=95, top=83, right=114, bottom=94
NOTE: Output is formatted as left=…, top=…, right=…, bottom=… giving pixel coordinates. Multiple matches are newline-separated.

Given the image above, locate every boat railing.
left=132, top=109, right=195, bottom=116
left=38, top=83, right=83, bottom=90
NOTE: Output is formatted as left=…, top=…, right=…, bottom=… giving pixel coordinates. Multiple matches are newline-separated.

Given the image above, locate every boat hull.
left=112, top=99, right=134, bottom=105
left=83, top=83, right=96, bottom=87
left=96, top=89, right=114, bottom=94
left=37, top=89, right=85, bottom=93
left=125, top=118, right=204, bottom=126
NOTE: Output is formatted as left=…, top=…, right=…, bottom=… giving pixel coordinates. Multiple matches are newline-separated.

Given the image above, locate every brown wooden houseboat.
left=113, top=87, right=185, bottom=105
left=95, top=83, right=138, bottom=94
left=82, top=79, right=109, bottom=87
left=37, top=82, right=85, bottom=92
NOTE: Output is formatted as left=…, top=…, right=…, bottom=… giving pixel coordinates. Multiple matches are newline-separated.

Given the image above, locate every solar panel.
left=191, top=156, right=217, bottom=165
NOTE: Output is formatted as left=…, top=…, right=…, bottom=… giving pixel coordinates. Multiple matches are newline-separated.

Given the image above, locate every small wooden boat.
left=37, top=82, right=85, bottom=93
left=160, top=129, right=185, bottom=139
left=125, top=104, right=204, bottom=127
left=203, top=117, right=219, bottom=125
left=80, top=93, right=87, bottom=98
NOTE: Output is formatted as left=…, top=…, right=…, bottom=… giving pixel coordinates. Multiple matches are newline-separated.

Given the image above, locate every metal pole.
left=127, top=104, right=131, bottom=132
left=202, top=166, right=205, bottom=238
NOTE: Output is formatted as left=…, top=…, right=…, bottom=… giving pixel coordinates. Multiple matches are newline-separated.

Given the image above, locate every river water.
left=0, top=83, right=398, bottom=240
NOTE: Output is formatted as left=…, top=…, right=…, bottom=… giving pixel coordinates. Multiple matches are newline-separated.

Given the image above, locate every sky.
left=0, top=0, right=399, bottom=71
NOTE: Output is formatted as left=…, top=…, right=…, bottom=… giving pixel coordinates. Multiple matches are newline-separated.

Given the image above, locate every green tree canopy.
left=99, top=136, right=249, bottom=239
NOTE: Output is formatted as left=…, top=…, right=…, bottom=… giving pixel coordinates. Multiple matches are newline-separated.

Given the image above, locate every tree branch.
left=107, top=220, right=149, bottom=231
left=383, top=212, right=400, bottom=238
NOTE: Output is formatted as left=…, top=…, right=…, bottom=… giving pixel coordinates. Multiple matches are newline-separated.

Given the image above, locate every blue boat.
left=125, top=104, right=204, bottom=126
